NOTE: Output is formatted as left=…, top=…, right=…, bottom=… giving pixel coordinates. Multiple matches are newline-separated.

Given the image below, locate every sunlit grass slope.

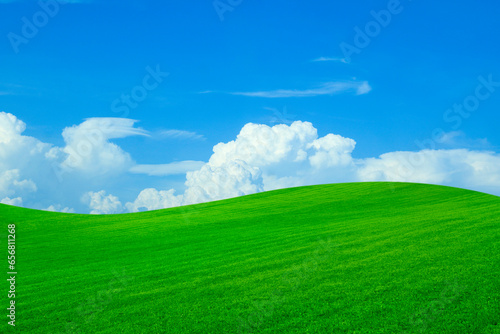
left=1, top=182, right=499, bottom=333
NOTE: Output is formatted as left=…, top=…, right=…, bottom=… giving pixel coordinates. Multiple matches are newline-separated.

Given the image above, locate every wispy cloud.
left=0, top=83, right=32, bottom=96
left=130, top=161, right=206, bottom=176
left=230, top=81, right=371, bottom=98
left=160, top=129, right=205, bottom=141
left=437, top=131, right=492, bottom=149
left=72, top=118, right=150, bottom=139
left=312, top=57, right=348, bottom=63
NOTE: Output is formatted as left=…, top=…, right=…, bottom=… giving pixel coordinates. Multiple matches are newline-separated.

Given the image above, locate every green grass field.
left=1, top=182, right=499, bottom=333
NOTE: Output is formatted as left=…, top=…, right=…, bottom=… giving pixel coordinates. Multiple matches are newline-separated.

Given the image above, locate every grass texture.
left=1, top=182, right=499, bottom=333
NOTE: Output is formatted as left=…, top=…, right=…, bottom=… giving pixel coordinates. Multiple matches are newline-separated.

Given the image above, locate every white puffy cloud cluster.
left=126, top=121, right=500, bottom=212
left=358, top=149, right=500, bottom=192
left=194, top=121, right=357, bottom=192
left=0, top=169, right=37, bottom=200
left=1, top=111, right=500, bottom=214
left=0, top=112, right=147, bottom=212
left=45, top=205, right=75, bottom=213
left=124, top=121, right=359, bottom=211
left=1, top=196, right=23, bottom=206
left=183, top=160, right=263, bottom=204
left=0, top=112, right=44, bottom=206
left=125, top=188, right=183, bottom=212
left=58, top=117, right=148, bottom=176
left=83, top=190, right=123, bottom=215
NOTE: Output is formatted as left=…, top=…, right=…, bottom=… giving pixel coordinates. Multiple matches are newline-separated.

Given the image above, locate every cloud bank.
left=1, top=111, right=499, bottom=214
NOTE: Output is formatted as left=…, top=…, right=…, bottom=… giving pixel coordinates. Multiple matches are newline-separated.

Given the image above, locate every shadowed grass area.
left=1, top=182, right=499, bottom=333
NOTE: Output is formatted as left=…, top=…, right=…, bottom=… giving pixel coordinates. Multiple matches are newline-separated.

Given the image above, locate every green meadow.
left=1, top=182, right=499, bottom=333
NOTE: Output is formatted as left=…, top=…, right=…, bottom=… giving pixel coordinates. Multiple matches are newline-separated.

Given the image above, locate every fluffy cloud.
left=83, top=190, right=123, bottom=215
left=183, top=160, right=263, bottom=205
left=208, top=122, right=318, bottom=167
left=1, top=111, right=500, bottom=214
left=1, top=197, right=23, bottom=206
left=199, top=121, right=358, bottom=192
left=59, top=118, right=148, bottom=176
left=126, top=188, right=183, bottom=213
left=0, top=112, right=25, bottom=143
left=125, top=121, right=359, bottom=209
left=0, top=169, right=37, bottom=199
left=0, top=112, right=55, bottom=173
left=127, top=122, right=500, bottom=211
left=45, top=205, right=75, bottom=213
left=0, top=112, right=148, bottom=212
left=358, top=149, right=500, bottom=192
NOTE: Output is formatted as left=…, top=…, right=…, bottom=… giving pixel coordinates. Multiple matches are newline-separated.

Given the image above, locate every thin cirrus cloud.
left=436, top=131, right=491, bottom=149
left=159, top=129, right=206, bottom=141
left=312, top=57, right=348, bottom=63
left=230, top=81, right=372, bottom=98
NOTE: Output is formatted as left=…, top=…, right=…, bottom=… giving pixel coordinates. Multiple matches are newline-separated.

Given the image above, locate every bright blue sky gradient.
left=1, top=0, right=499, bottom=212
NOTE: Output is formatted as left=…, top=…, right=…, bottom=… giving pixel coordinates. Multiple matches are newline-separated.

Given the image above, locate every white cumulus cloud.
left=182, top=160, right=263, bottom=205
left=126, top=122, right=500, bottom=212
left=126, top=121, right=362, bottom=209
left=0, top=112, right=151, bottom=212
left=0, top=169, right=37, bottom=199
left=83, top=190, right=123, bottom=215
left=59, top=118, right=148, bottom=176
left=358, top=149, right=500, bottom=193
left=1, top=197, right=23, bottom=206
left=45, top=205, right=75, bottom=213
left=1, top=111, right=500, bottom=214
left=126, top=188, right=183, bottom=213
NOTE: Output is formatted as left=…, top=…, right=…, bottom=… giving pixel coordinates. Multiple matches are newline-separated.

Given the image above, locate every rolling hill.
left=1, top=182, right=499, bottom=333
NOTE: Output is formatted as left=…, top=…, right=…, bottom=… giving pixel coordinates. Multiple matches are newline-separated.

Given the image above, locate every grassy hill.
left=1, top=182, right=499, bottom=333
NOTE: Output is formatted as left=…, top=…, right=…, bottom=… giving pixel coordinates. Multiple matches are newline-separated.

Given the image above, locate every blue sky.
left=1, top=0, right=500, bottom=213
